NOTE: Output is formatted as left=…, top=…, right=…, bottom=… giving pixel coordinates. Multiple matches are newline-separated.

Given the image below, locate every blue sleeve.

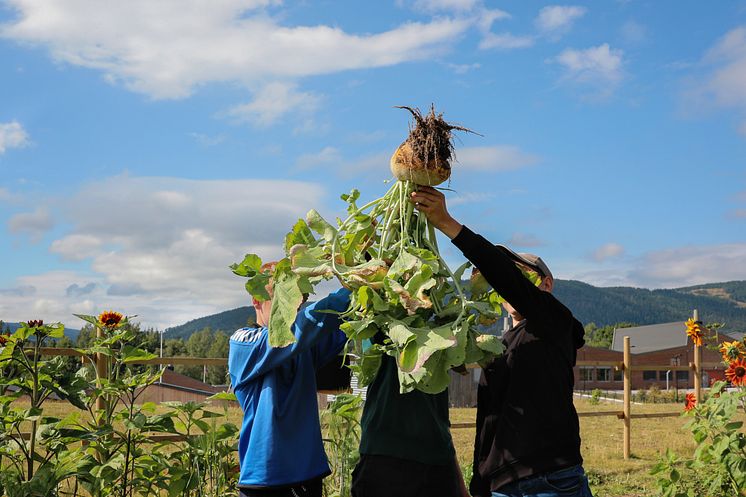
left=229, top=288, right=351, bottom=388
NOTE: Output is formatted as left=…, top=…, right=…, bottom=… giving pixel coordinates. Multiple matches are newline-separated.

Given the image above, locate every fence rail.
left=23, top=310, right=713, bottom=460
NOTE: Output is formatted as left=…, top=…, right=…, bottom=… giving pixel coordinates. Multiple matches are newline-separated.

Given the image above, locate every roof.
left=157, top=369, right=224, bottom=395
left=611, top=322, right=688, bottom=354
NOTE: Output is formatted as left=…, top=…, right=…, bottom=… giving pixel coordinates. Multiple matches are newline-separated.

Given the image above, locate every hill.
left=163, top=280, right=746, bottom=340
left=164, top=306, right=257, bottom=340
left=1, top=322, right=80, bottom=341
left=553, top=280, right=746, bottom=333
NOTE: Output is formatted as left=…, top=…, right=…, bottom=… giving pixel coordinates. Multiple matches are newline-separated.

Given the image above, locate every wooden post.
left=693, top=309, right=702, bottom=402
left=95, top=326, right=107, bottom=419
left=623, top=336, right=631, bottom=460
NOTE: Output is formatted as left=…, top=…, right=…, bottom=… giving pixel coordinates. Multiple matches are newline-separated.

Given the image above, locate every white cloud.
left=337, top=152, right=393, bottom=181
left=188, top=132, right=225, bottom=147
left=0, top=186, right=21, bottom=203
left=565, top=243, right=746, bottom=289
left=629, top=243, right=746, bottom=288
left=0, top=175, right=330, bottom=329
left=66, top=282, right=96, bottom=297
left=410, top=0, right=481, bottom=12
left=508, top=233, right=545, bottom=248
left=1, top=1, right=469, bottom=100
left=553, top=43, right=624, bottom=97
left=475, top=8, right=512, bottom=34
left=7, top=206, right=53, bottom=241
left=0, top=121, right=30, bottom=153
left=620, top=20, right=646, bottom=45
left=0, top=285, right=35, bottom=297
left=690, top=25, right=746, bottom=135
left=295, top=147, right=342, bottom=171
left=446, top=62, right=481, bottom=74
left=479, top=32, right=534, bottom=50
left=456, top=145, right=539, bottom=171
left=448, top=192, right=496, bottom=206
left=704, top=26, right=746, bottom=106
left=591, top=242, right=625, bottom=262
left=535, top=5, right=586, bottom=38
left=225, top=82, right=322, bottom=127
left=50, top=234, right=103, bottom=261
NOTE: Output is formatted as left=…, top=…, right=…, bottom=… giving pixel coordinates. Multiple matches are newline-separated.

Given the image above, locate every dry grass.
left=450, top=397, right=743, bottom=497
left=11, top=397, right=743, bottom=497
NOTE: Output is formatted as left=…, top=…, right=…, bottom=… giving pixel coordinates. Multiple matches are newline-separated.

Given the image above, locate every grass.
left=451, top=397, right=746, bottom=497
left=11, top=396, right=742, bottom=497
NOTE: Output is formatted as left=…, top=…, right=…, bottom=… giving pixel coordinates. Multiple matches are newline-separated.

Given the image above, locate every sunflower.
left=685, top=318, right=704, bottom=347
left=683, top=392, right=696, bottom=412
left=98, top=311, right=124, bottom=328
left=724, top=358, right=746, bottom=387
left=27, top=319, right=44, bottom=328
left=719, top=340, right=746, bottom=362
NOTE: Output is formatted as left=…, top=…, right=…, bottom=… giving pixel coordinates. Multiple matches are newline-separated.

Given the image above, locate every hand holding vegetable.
left=232, top=106, right=506, bottom=394
left=410, top=187, right=463, bottom=240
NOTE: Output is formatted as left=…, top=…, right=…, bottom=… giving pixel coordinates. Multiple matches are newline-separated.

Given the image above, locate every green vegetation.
left=583, top=321, right=635, bottom=349
left=163, top=307, right=256, bottom=341
left=0, top=319, right=238, bottom=497
left=231, top=186, right=509, bottom=394
left=651, top=383, right=746, bottom=497
left=554, top=280, right=746, bottom=333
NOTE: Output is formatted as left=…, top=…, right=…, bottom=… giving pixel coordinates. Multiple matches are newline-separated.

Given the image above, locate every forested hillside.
left=553, top=280, right=746, bottom=333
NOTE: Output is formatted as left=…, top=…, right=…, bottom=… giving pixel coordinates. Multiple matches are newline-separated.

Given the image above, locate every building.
left=574, top=321, right=735, bottom=391
left=138, top=368, right=227, bottom=403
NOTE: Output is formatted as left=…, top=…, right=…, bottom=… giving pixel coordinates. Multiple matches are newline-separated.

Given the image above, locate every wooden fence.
left=22, top=311, right=719, bottom=459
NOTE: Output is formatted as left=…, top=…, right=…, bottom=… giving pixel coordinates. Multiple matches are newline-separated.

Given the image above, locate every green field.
left=14, top=396, right=727, bottom=497
left=451, top=398, right=706, bottom=497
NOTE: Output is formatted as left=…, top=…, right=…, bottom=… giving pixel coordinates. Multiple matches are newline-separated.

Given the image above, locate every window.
left=643, top=370, right=657, bottom=381
left=676, top=370, right=689, bottom=381
left=613, top=368, right=623, bottom=381
left=580, top=367, right=594, bottom=381
left=596, top=367, right=611, bottom=382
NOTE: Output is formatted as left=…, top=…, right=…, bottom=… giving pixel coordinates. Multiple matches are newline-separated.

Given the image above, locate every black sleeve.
left=451, top=225, right=558, bottom=323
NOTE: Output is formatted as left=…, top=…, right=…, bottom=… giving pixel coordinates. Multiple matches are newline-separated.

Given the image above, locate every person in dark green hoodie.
left=410, top=186, right=593, bottom=497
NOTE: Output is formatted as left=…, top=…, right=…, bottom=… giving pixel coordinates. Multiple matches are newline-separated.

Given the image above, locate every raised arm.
left=410, top=187, right=551, bottom=321
left=229, top=288, right=350, bottom=387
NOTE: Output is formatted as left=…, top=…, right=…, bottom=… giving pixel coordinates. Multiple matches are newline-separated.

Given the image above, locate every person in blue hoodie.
left=228, top=262, right=351, bottom=497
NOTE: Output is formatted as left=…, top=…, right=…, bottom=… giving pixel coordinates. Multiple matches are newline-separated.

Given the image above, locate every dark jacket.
left=451, top=226, right=585, bottom=496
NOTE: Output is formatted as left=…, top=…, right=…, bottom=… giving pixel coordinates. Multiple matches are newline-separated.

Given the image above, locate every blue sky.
left=1, top=0, right=745, bottom=330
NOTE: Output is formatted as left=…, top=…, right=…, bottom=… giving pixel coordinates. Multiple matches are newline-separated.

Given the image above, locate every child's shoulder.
left=230, top=327, right=265, bottom=344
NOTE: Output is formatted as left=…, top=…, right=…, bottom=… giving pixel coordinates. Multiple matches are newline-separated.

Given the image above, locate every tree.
left=206, top=332, right=229, bottom=385
left=584, top=322, right=636, bottom=349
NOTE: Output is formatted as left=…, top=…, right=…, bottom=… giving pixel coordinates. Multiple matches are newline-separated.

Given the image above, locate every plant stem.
left=330, top=195, right=387, bottom=277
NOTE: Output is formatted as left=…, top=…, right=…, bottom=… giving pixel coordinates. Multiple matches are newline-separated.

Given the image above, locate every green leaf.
left=73, top=314, right=100, bottom=327
left=387, top=250, right=420, bottom=280
left=207, top=391, right=237, bottom=402
left=289, top=244, right=332, bottom=278
left=120, top=345, right=157, bottom=364
left=229, top=253, right=263, bottom=277
left=356, top=346, right=383, bottom=387
left=267, top=260, right=304, bottom=347
left=306, top=209, right=337, bottom=242
left=245, top=273, right=272, bottom=302
left=475, top=334, right=505, bottom=355
left=284, top=218, right=316, bottom=252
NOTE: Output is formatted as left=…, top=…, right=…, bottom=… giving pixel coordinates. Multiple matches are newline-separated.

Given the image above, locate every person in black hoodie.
left=410, top=186, right=593, bottom=497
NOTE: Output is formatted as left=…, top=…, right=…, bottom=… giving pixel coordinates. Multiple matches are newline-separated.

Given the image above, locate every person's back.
left=410, top=185, right=594, bottom=497
left=352, top=344, right=466, bottom=497
left=229, top=287, right=350, bottom=497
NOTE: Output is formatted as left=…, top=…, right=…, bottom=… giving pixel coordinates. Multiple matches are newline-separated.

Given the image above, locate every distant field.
left=11, top=397, right=735, bottom=497
left=451, top=397, right=738, bottom=497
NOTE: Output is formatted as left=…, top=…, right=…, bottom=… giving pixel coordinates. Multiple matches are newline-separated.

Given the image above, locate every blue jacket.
left=228, top=288, right=350, bottom=488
